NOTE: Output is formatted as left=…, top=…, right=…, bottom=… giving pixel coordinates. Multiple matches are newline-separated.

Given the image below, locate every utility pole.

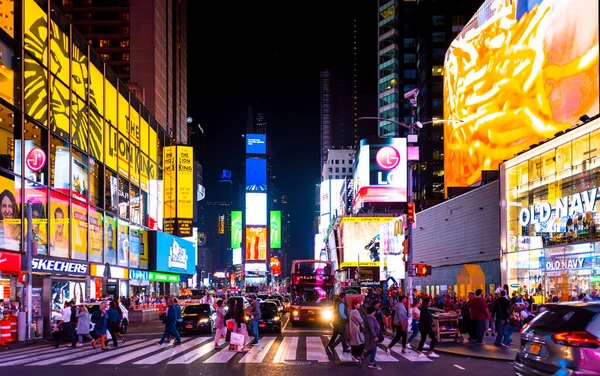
left=406, top=92, right=418, bottom=325
left=26, top=201, right=33, bottom=339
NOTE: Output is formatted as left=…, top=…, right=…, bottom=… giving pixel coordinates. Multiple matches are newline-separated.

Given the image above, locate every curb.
left=0, top=337, right=49, bottom=352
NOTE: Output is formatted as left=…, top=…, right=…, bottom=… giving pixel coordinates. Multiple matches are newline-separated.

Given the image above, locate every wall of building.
left=412, top=180, right=500, bottom=267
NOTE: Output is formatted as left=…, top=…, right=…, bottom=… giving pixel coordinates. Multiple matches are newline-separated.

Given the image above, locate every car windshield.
left=183, top=304, right=211, bottom=314
left=291, top=286, right=333, bottom=306
left=261, top=303, right=278, bottom=315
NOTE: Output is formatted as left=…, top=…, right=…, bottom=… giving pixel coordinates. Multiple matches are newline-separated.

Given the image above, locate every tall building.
left=56, top=0, right=189, bottom=144
left=376, top=0, right=482, bottom=208
left=246, top=104, right=267, bottom=134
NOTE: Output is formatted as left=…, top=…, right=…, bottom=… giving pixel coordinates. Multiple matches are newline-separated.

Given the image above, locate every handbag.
left=226, top=319, right=235, bottom=330
left=352, top=316, right=365, bottom=343
left=230, top=331, right=245, bottom=347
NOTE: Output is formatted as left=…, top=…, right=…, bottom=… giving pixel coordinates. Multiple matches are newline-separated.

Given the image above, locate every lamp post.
left=357, top=112, right=462, bottom=320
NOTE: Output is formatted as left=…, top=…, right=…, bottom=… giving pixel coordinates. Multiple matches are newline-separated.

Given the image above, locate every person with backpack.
left=386, top=295, right=408, bottom=355
left=501, top=301, right=527, bottom=347
left=91, top=301, right=109, bottom=350
left=327, top=292, right=350, bottom=353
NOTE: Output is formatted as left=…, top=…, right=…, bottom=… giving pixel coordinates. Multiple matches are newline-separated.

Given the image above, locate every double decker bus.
left=289, top=260, right=335, bottom=325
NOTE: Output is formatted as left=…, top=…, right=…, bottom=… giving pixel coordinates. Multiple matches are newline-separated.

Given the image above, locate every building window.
left=120, top=39, right=130, bottom=48
left=349, top=168, right=353, bottom=173
left=341, top=160, right=345, bottom=164
left=119, top=12, right=130, bottom=21
left=99, top=39, right=110, bottom=47
left=348, top=160, right=352, bottom=165
left=342, top=168, right=346, bottom=173
left=404, top=38, right=416, bottom=49
left=329, top=175, right=332, bottom=180
left=432, top=32, right=445, bottom=43
left=335, top=175, right=339, bottom=179
left=335, top=168, right=340, bottom=173
left=432, top=48, right=446, bottom=60
left=404, top=54, right=416, bottom=63
left=121, top=53, right=130, bottom=61
left=335, top=160, right=339, bottom=164
left=432, top=66, right=443, bottom=76
left=99, top=53, right=110, bottom=61
left=432, top=15, right=446, bottom=25
left=404, top=69, right=416, bottom=79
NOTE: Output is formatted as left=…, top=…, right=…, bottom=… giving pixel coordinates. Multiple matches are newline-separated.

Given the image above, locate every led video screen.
left=246, top=134, right=266, bottom=154
left=245, top=192, right=267, bottom=226
left=444, top=0, right=599, bottom=193
left=246, top=158, right=267, bottom=192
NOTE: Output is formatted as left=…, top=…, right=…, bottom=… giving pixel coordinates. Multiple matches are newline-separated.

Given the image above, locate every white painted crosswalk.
left=0, top=335, right=438, bottom=366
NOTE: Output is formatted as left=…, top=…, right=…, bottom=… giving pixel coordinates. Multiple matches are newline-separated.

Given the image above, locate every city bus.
left=289, top=260, right=335, bottom=325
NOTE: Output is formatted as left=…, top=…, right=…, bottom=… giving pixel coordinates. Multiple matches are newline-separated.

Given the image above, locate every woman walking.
left=225, top=299, right=236, bottom=350
left=417, top=297, right=439, bottom=358
left=233, top=301, right=250, bottom=352
left=108, top=301, right=126, bottom=347
left=363, top=306, right=382, bottom=370
left=214, top=300, right=227, bottom=349
left=406, top=299, right=422, bottom=348
left=76, top=305, right=93, bottom=347
left=91, top=301, right=108, bottom=350
left=386, top=295, right=408, bottom=354
left=348, top=299, right=365, bottom=363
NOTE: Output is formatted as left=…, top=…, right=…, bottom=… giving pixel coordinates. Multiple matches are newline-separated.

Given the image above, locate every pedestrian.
left=54, top=300, right=77, bottom=348
left=214, top=299, right=227, bottom=349
left=485, top=293, right=495, bottom=335
left=501, top=301, right=526, bottom=347
left=459, top=292, right=476, bottom=341
left=225, top=299, right=236, bottom=350
left=327, top=292, right=350, bottom=352
left=386, top=295, right=408, bottom=355
left=233, top=300, right=250, bottom=352
left=469, top=289, right=489, bottom=344
left=75, top=304, right=93, bottom=347
left=348, top=299, right=365, bottom=363
left=248, top=295, right=262, bottom=345
left=157, top=298, right=182, bottom=346
left=493, top=290, right=510, bottom=346
left=417, top=297, right=439, bottom=358
left=108, top=301, right=126, bottom=347
left=406, top=299, right=421, bottom=348
left=91, top=301, right=109, bottom=350
left=363, top=306, right=382, bottom=370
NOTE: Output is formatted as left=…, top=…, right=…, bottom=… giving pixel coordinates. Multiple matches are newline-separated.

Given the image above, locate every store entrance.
left=107, top=283, right=118, bottom=299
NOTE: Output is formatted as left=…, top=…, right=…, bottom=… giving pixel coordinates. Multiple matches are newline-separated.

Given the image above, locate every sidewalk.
left=384, top=328, right=519, bottom=361
left=0, top=337, right=48, bottom=352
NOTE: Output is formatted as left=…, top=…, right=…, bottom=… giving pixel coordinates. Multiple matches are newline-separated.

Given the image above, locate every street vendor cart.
left=432, top=312, right=464, bottom=343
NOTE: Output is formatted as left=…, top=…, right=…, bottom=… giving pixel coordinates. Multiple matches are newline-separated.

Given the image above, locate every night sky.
left=186, top=2, right=377, bottom=260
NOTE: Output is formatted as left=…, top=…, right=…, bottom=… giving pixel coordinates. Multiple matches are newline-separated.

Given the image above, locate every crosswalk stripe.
left=204, top=345, right=240, bottom=364
left=132, top=337, right=211, bottom=365
left=273, top=336, right=297, bottom=363
left=27, top=340, right=145, bottom=365
left=64, top=340, right=155, bottom=365
left=305, top=336, right=328, bottom=363
left=167, top=340, right=216, bottom=364
left=380, top=337, right=431, bottom=362
left=0, top=345, right=93, bottom=367
left=331, top=342, right=355, bottom=362
left=0, top=345, right=67, bottom=362
left=239, top=338, right=276, bottom=363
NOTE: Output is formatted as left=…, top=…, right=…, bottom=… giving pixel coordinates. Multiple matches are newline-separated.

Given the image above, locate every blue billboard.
left=246, top=158, right=267, bottom=191
left=246, top=134, right=266, bottom=154
left=154, top=231, right=196, bottom=275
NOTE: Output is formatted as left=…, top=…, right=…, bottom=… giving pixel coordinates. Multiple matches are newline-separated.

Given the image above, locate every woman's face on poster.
left=1, top=196, right=14, bottom=218
left=55, top=210, right=64, bottom=233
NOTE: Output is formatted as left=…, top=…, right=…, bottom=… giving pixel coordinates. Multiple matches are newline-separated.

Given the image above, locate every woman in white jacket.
left=213, top=300, right=227, bottom=349
left=348, top=299, right=365, bottom=363
left=76, top=305, right=93, bottom=347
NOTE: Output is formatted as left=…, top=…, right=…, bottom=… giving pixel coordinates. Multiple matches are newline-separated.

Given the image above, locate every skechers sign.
left=32, top=258, right=88, bottom=275
left=519, top=188, right=598, bottom=226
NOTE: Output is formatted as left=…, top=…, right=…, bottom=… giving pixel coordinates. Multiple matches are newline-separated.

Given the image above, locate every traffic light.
left=414, top=264, right=432, bottom=276
left=407, top=202, right=415, bottom=223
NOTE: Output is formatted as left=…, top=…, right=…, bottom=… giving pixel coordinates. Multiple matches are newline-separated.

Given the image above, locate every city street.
left=0, top=316, right=515, bottom=376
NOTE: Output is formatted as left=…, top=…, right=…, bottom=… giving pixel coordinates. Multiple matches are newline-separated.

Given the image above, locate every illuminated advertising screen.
left=246, top=158, right=267, bottom=191
left=339, top=217, right=395, bottom=264
left=270, top=210, right=281, bottom=248
left=245, top=226, right=267, bottom=261
left=246, top=134, right=266, bottom=154
left=353, top=138, right=407, bottom=210
left=232, top=247, right=242, bottom=265
left=320, top=179, right=345, bottom=229
left=231, top=211, right=242, bottom=248
left=270, top=256, right=281, bottom=276
left=444, top=0, right=599, bottom=193
left=245, top=192, right=267, bottom=226
left=162, top=146, right=193, bottom=236
left=150, top=231, right=196, bottom=275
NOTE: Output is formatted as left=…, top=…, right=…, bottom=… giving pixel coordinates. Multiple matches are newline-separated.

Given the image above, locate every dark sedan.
left=179, top=304, right=216, bottom=334
left=247, top=301, right=282, bottom=333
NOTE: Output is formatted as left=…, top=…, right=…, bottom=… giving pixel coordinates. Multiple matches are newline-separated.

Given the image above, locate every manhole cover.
left=283, top=360, right=312, bottom=365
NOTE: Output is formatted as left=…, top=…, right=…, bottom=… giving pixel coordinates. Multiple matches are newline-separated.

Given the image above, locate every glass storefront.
left=501, top=118, right=600, bottom=302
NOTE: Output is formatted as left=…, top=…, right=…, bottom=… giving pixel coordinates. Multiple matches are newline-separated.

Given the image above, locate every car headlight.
left=292, top=310, right=299, bottom=317
left=199, top=318, right=209, bottom=323
left=245, top=315, right=250, bottom=321
left=274, top=316, right=281, bottom=321
left=322, top=309, right=333, bottom=321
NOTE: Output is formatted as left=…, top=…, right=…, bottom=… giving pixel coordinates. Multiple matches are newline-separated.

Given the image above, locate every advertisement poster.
left=89, top=208, right=103, bottom=263
left=104, top=215, right=118, bottom=265
left=270, top=210, right=281, bottom=248
left=139, top=229, right=148, bottom=270
left=176, top=146, right=193, bottom=219
left=49, top=192, right=69, bottom=258
left=162, top=146, right=193, bottom=236
left=231, top=211, right=242, bottom=248
left=153, top=231, right=195, bottom=275
left=246, top=134, right=266, bottom=154
left=246, top=158, right=267, bottom=192
left=71, top=154, right=88, bottom=202
left=245, top=192, right=267, bottom=226
left=340, top=217, right=395, bottom=263
left=28, top=189, right=48, bottom=255
left=129, top=226, right=141, bottom=268
left=51, top=280, right=86, bottom=320
left=245, top=226, right=267, bottom=261
left=162, top=146, right=176, bottom=225
left=444, top=0, right=599, bottom=192
left=270, top=256, right=281, bottom=276
left=14, top=139, right=46, bottom=186
left=117, top=220, right=129, bottom=267
left=0, top=174, right=21, bottom=252
left=71, top=200, right=88, bottom=260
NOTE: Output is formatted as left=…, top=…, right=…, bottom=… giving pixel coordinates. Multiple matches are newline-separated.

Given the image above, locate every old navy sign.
left=519, top=188, right=598, bottom=226
left=32, top=258, right=88, bottom=275
left=542, top=257, right=590, bottom=271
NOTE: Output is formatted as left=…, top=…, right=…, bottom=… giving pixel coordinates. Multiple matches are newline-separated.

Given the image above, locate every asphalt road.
left=0, top=314, right=515, bottom=376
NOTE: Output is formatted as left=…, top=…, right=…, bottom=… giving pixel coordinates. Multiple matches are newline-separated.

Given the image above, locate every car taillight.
left=552, top=332, right=600, bottom=349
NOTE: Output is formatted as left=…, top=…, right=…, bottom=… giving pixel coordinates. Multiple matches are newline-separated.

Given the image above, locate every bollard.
left=10, top=316, right=17, bottom=341
left=18, top=312, right=27, bottom=341
left=1, top=319, right=11, bottom=344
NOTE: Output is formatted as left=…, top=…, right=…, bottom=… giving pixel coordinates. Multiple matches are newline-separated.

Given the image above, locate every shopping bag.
left=230, top=331, right=245, bottom=347
left=226, top=319, right=235, bottom=330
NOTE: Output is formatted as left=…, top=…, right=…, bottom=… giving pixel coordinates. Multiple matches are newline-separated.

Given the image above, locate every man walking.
left=327, top=292, right=350, bottom=352
left=493, top=290, right=511, bottom=346
left=249, top=295, right=261, bottom=345
left=54, top=300, right=77, bottom=348
left=157, top=298, right=182, bottom=346
left=470, top=289, right=489, bottom=344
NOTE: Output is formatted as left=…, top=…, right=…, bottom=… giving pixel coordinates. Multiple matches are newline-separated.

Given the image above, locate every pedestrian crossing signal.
left=414, top=264, right=432, bottom=276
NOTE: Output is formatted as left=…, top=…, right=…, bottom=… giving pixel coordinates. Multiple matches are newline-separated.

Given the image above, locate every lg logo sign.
left=26, top=148, right=46, bottom=172
left=376, top=146, right=400, bottom=170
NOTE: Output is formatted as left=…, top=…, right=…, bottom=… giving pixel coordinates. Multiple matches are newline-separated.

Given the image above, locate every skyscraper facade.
left=56, top=0, right=189, bottom=144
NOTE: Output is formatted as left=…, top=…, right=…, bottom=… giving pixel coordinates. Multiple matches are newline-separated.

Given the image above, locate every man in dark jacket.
left=157, top=298, right=182, bottom=346
left=327, top=292, right=350, bottom=352
left=417, top=297, right=439, bottom=358
left=493, top=290, right=511, bottom=346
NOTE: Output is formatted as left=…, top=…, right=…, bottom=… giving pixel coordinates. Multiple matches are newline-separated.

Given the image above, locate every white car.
left=84, top=301, right=130, bottom=333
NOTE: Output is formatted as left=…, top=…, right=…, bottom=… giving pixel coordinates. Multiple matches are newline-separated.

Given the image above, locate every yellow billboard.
left=176, top=146, right=193, bottom=219
left=340, top=217, right=394, bottom=264
left=444, top=0, right=599, bottom=192
left=162, top=145, right=193, bottom=236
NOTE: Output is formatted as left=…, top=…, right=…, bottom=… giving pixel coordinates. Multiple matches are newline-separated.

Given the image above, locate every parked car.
left=179, top=304, right=216, bottom=334
left=515, top=301, right=600, bottom=376
left=85, top=301, right=130, bottom=334
left=266, top=299, right=284, bottom=314
left=245, top=301, right=281, bottom=333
